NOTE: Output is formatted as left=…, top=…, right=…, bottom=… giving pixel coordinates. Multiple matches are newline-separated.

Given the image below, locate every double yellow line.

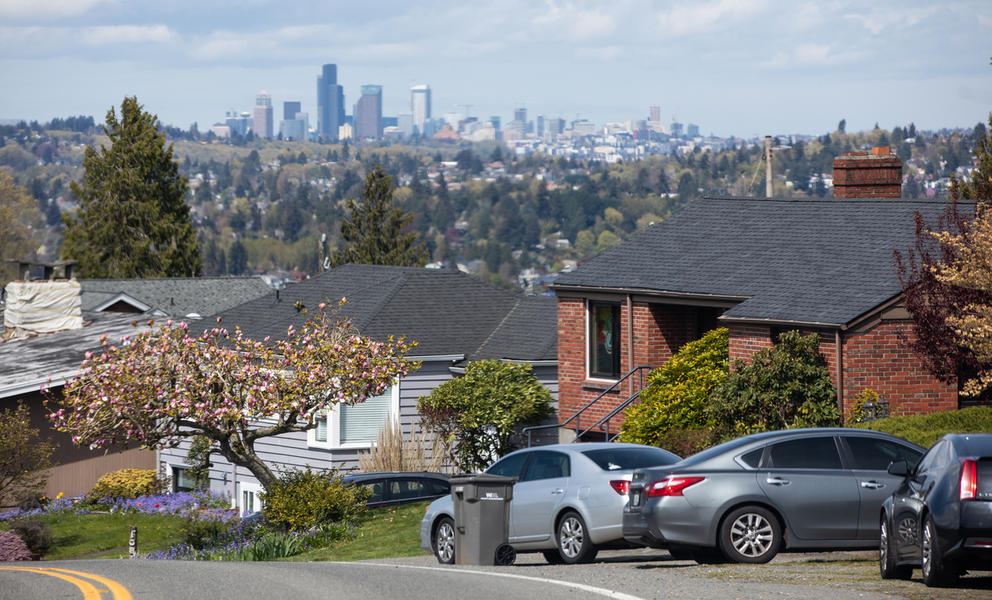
left=0, top=566, right=133, bottom=600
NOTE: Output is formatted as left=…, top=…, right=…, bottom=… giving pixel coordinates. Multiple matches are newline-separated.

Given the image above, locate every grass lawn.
left=20, top=512, right=190, bottom=560
left=287, top=501, right=431, bottom=562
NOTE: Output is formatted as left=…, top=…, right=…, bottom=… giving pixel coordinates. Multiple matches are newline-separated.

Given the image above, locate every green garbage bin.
left=449, top=474, right=517, bottom=566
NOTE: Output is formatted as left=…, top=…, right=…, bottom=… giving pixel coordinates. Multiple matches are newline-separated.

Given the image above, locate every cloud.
left=190, top=32, right=250, bottom=61
left=843, top=6, right=937, bottom=35
left=0, top=0, right=113, bottom=19
left=533, top=1, right=617, bottom=42
left=759, top=43, right=862, bottom=70
left=658, top=0, right=768, bottom=36
left=80, top=25, right=175, bottom=45
left=574, top=45, right=623, bottom=61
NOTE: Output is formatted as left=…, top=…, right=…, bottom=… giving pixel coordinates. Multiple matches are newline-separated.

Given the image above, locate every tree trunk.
left=215, top=435, right=279, bottom=491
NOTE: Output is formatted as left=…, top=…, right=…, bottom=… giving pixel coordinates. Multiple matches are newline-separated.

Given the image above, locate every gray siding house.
left=157, top=264, right=558, bottom=512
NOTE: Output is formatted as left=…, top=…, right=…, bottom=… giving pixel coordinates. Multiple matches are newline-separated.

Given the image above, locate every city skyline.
left=1, top=1, right=990, bottom=138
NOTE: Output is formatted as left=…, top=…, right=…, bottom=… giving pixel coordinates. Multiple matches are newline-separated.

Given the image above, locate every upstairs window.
left=589, top=301, right=621, bottom=379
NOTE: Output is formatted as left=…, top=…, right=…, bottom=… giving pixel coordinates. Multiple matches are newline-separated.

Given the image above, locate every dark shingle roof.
left=209, top=264, right=557, bottom=362
left=80, top=277, right=272, bottom=318
left=553, top=197, right=965, bottom=327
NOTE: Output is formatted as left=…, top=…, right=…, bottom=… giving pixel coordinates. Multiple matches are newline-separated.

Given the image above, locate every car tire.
left=556, top=511, right=598, bottom=564
left=432, top=516, right=455, bottom=565
left=718, top=505, right=781, bottom=564
left=542, top=550, right=565, bottom=564
left=921, top=515, right=958, bottom=587
left=879, top=516, right=912, bottom=580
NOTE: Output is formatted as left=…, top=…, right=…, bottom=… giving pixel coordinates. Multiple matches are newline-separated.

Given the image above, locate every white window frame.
left=307, top=383, right=400, bottom=450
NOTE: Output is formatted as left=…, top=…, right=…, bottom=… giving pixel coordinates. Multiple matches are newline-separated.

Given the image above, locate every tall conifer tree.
left=62, top=97, right=201, bottom=277
left=332, top=164, right=428, bottom=267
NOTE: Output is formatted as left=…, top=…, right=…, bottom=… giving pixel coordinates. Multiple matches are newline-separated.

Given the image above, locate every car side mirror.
left=887, top=460, right=909, bottom=477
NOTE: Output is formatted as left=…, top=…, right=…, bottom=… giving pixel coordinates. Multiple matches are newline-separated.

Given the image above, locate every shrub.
left=708, top=330, right=840, bottom=440
left=88, top=469, right=165, bottom=502
left=8, top=519, right=52, bottom=558
left=620, top=329, right=728, bottom=446
left=652, top=427, right=715, bottom=457
left=0, top=402, right=54, bottom=507
left=418, top=360, right=553, bottom=472
left=261, top=468, right=369, bottom=533
left=181, top=517, right=232, bottom=550
left=0, top=530, right=31, bottom=562
left=850, top=406, right=992, bottom=448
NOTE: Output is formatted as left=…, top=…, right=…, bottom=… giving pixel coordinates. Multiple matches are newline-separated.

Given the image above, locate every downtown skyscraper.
left=253, top=91, right=273, bottom=139
left=317, top=63, right=344, bottom=141
left=410, top=84, right=431, bottom=136
left=354, top=85, right=382, bottom=139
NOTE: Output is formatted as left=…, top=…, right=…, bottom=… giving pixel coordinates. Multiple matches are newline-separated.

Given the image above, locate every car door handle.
left=766, top=477, right=790, bottom=486
left=551, top=488, right=564, bottom=495
left=861, top=481, right=884, bottom=490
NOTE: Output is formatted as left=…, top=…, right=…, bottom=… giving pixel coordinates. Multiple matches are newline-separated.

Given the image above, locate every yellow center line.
left=0, top=566, right=134, bottom=600
left=0, top=566, right=104, bottom=600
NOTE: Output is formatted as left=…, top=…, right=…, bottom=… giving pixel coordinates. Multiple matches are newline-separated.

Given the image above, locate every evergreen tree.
left=62, top=97, right=201, bottom=277
left=331, top=164, right=428, bottom=267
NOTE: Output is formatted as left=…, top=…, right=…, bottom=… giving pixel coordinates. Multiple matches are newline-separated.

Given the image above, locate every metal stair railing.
left=523, top=365, right=651, bottom=447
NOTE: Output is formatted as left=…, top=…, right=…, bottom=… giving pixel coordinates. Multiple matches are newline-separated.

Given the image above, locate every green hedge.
left=850, top=406, right=992, bottom=447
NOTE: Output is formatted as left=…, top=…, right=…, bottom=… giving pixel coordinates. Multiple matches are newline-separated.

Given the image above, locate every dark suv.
left=880, top=433, right=992, bottom=587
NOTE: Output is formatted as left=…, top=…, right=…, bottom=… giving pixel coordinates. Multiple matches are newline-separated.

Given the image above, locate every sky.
left=1, top=0, right=990, bottom=139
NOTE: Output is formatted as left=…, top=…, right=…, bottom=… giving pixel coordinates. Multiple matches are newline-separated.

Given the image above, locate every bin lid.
left=449, top=474, right=518, bottom=485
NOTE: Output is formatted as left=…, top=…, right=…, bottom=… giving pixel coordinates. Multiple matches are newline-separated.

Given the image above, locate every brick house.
left=551, top=150, right=965, bottom=437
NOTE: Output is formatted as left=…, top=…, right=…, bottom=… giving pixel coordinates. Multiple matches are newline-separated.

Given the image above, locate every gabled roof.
left=209, top=264, right=557, bottom=362
left=80, top=277, right=272, bottom=318
left=553, top=197, right=966, bottom=328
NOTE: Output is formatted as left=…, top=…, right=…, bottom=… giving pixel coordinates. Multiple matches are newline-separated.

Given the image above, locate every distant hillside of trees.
left=1, top=116, right=986, bottom=290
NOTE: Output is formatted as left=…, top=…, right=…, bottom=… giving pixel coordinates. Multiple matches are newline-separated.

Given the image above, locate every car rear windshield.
left=581, top=447, right=679, bottom=471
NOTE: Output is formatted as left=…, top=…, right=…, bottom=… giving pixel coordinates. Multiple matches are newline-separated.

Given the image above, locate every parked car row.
left=419, top=429, right=992, bottom=589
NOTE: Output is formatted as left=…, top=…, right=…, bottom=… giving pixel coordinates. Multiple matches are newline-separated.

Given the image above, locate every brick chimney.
left=832, top=147, right=903, bottom=198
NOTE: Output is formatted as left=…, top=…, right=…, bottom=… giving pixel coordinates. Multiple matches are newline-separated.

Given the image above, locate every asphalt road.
left=2, top=549, right=991, bottom=600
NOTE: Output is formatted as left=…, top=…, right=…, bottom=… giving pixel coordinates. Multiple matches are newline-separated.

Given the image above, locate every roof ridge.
left=701, top=195, right=967, bottom=205
left=353, top=270, right=411, bottom=330
left=470, top=296, right=522, bottom=360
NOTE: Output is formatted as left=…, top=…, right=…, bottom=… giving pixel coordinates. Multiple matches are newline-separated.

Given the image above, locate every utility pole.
left=765, top=135, right=773, bottom=197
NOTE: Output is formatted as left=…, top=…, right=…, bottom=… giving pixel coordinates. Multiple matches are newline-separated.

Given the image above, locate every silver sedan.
left=623, top=428, right=924, bottom=564
left=421, top=442, right=680, bottom=564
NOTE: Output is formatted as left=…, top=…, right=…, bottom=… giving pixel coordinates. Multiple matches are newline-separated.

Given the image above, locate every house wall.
left=841, top=320, right=957, bottom=417
left=0, top=390, right=156, bottom=501
left=158, top=359, right=560, bottom=501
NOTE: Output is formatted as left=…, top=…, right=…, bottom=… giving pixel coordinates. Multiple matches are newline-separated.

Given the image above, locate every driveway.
left=373, top=548, right=992, bottom=600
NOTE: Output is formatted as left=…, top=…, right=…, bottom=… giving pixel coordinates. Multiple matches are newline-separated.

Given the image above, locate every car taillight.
left=961, top=459, right=978, bottom=501
left=610, top=480, right=630, bottom=495
left=645, top=476, right=704, bottom=497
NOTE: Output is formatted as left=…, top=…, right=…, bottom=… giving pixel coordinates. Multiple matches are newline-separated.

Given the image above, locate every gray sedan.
left=623, top=428, right=924, bottom=563
left=421, top=443, right=680, bottom=564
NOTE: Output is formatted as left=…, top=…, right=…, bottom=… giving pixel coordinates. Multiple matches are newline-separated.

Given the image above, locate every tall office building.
left=283, top=101, right=302, bottom=121
left=649, top=105, right=661, bottom=123
left=536, top=115, right=545, bottom=137
left=253, top=91, right=273, bottom=139
left=354, top=85, right=383, bottom=139
left=410, top=84, right=431, bottom=135
left=317, top=63, right=345, bottom=141
left=514, top=107, right=527, bottom=123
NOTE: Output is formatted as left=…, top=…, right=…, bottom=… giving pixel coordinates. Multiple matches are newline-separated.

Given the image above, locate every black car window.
left=390, top=478, right=427, bottom=500
left=427, top=479, right=450, bottom=495
left=358, top=480, right=385, bottom=502
left=916, top=440, right=947, bottom=475
left=844, top=436, right=923, bottom=470
left=766, top=436, right=842, bottom=469
left=521, top=451, right=570, bottom=481
left=487, top=452, right=530, bottom=477
left=581, top=447, right=680, bottom=470
left=738, top=448, right=763, bottom=468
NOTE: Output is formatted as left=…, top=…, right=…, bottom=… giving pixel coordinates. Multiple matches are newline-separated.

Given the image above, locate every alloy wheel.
left=729, top=512, right=774, bottom=558
left=559, top=516, right=584, bottom=559
left=921, top=518, right=933, bottom=579
left=435, top=519, right=455, bottom=564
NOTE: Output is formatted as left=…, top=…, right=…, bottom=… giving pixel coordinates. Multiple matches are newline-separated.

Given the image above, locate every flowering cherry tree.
left=48, top=304, right=416, bottom=491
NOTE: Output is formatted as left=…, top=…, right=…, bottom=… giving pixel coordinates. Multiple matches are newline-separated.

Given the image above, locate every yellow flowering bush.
left=619, top=328, right=728, bottom=448
left=260, top=468, right=369, bottom=533
left=88, top=468, right=165, bottom=500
